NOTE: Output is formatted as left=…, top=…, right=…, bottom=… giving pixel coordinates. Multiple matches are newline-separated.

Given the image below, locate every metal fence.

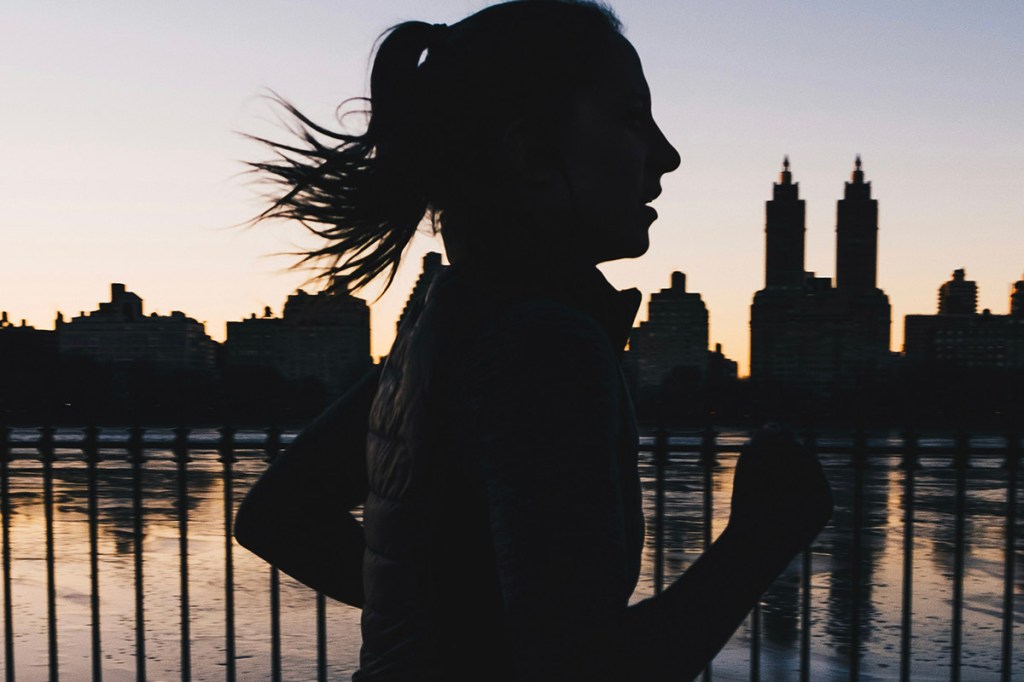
left=647, top=426, right=1020, bottom=682
left=0, top=424, right=1020, bottom=681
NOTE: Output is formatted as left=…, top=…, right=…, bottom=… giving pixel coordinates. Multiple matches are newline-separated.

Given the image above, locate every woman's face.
left=550, top=34, right=681, bottom=264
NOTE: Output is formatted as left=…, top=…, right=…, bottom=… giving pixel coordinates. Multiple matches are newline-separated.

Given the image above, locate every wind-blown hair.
left=249, top=0, right=622, bottom=293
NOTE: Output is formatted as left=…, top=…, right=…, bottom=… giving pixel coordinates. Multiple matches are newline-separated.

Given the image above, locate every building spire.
left=780, top=155, right=792, bottom=185
left=851, top=155, right=864, bottom=183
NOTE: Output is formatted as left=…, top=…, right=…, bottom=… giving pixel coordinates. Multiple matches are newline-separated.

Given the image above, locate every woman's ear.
left=501, top=118, right=558, bottom=185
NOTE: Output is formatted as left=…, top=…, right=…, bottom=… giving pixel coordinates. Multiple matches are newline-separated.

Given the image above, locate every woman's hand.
left=726, top=424, right=833, bottom=557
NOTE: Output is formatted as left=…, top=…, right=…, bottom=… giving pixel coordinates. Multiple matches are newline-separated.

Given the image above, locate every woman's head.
left=252, top=0, right=678, bottom=291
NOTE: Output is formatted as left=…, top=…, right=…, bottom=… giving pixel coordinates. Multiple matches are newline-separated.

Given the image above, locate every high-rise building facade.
left=904, top=270, right=1024, bottom=369
left=396, top=252, right=447, bottom=333
left=938, top=269, right=978, bottom=315
left=1012, top=276, right=1024, bottom=318
left=226, top=288, right=371, bottom=397
left=58, top=283, right=217, bottom=373
left=836, top=156, right=879, bottom=294
left=629, top=272, right=709, bottom=391
left=765, top=157, right=806, bottom=289
left=750, top=159, right=891, bottom=391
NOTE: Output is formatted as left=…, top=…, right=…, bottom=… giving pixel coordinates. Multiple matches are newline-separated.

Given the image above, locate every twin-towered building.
left=749, top=157, right=1023, bottom=392
left=750, top=157, right=892, bottom=391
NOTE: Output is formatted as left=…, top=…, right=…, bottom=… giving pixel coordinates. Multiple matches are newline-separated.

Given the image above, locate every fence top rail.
left=641, top=443, right=1017, bottom=455
left=0, top=426, right=1019, bottom=462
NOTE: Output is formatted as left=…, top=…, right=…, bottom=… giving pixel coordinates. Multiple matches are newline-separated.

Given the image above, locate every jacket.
left=354, top=262, right=644, bottom=681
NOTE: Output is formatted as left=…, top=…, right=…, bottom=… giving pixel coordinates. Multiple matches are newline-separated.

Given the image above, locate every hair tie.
left=417, top=23, right=448, bottom=70
left=429, top=23, right=449, bottom=48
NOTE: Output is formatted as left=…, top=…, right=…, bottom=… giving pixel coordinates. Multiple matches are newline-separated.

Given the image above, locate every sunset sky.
left=2, top=1, right=1021, bottom=374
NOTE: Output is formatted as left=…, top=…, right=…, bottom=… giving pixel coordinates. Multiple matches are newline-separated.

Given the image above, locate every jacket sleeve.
left=454, top=303, right=632, bottom=681
left=234, top=365, right=380, bottom=607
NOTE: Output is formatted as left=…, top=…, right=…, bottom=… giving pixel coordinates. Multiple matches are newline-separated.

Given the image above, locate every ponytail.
left=249, top=1, right=622, bottom=289
left=248, top=21, right=444, bottom=293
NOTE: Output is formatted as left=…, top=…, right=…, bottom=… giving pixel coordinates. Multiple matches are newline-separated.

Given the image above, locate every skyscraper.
left=1012, top=276, right=1024, bottom=318
left=628, top=272, right=709, bottom=391
left=765, top=156, right=806, bottom=289
left=226, top=288, right=371, bottom=397
left=397, top=252, right=447, bottom=333
left=938, top=269, right=978, bottom=315
left=836, top=156, right=879, bottom=294
left=904, top=270, right=1024, bottom=369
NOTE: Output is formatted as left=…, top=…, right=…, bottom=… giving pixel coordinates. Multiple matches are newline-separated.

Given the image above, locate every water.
left=0, top=428, right=1021, bottom=680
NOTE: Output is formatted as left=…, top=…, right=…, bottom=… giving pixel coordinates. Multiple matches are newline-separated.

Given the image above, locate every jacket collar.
left=448, top=261, right=641, bottom=353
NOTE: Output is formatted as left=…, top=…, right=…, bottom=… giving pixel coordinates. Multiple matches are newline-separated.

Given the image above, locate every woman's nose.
left=651, top=121, right=680, bottom=174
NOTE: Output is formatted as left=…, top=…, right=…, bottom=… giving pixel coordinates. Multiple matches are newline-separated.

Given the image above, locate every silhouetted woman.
left=235, top=2, right=832, bottom=680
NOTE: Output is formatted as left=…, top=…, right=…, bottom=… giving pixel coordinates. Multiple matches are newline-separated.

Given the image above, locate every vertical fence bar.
left=174, top=423, right=192, bottom=682
left=798, top=550, right=811, bottom=682
left=701, top=425, right=717, bottom=551
left=653, top=427, right=667, bottom=595
left=41, top=425, right=59, bottom=681
left=316, top=592, right=328, bottom=681
left=128, top=423, right=147, bottom=682
left=799, top=427, right=817, bottom=682
left=850, top=429, right=866, bottom=682
left=1002, top=426, right=1018, bottom=682
left=265, top=425, right=283, bottom=682
left=950, top=431, right=968, bottom=682
left=220, top=424, right=237, bottom=681
left=749, top=428, right=762, bottom=680
left=83, top=425, right=103, bottom=682
left=0, top=420, right=13, bottom=682
left=900, top=428, right=917, bottom=682
left=701, top=425, right=716, bottom=682
left=749, top=601, right=760, bottom=682
left=270, top=567, right=282, bottom=682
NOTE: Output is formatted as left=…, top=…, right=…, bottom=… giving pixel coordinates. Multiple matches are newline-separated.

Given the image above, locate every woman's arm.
left=624, top=427, right=833, bottom=681
left=459, top=306, right=831, bottom=681
left=233, top=366, right=381, bottom=607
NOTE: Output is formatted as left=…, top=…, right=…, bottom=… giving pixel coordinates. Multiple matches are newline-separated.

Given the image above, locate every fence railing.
left=0, top=424, right=1020, bottom=681
left=647, top=426, right=1020, bottom=682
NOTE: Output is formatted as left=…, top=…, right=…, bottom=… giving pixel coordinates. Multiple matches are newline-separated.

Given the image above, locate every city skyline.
left=2, top=1, right=1021, bottom=374
left=5, top=248, right=1021, bottom=370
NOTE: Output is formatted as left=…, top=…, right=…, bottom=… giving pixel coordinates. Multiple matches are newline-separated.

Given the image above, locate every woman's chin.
left=599, top=234, right=650, bottom=263
left=628, top=236, right=651, bottom=258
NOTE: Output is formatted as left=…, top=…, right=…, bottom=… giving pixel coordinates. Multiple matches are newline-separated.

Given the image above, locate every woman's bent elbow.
left=233, top=493, right=267, bottom=557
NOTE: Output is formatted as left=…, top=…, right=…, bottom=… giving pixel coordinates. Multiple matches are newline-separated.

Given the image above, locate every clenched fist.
left=727, top=424, right=834, bottom=558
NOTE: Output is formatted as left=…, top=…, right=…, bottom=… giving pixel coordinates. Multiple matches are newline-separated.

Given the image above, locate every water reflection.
left=0, top=429, right=1021, bottom=680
